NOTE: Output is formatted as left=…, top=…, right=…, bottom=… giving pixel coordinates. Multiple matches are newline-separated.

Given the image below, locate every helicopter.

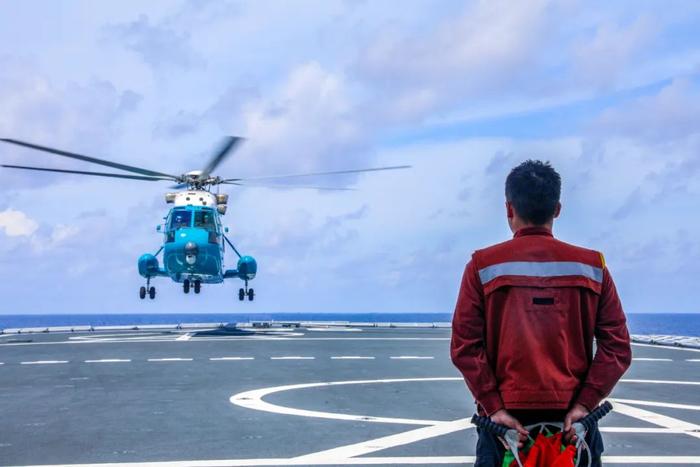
left=0, top=137, right=409, bottom=302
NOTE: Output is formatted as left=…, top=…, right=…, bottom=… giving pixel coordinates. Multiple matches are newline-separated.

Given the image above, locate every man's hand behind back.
left=563, top=403, right=590, bottom=444
left=490, top=409, right=529, bottom=448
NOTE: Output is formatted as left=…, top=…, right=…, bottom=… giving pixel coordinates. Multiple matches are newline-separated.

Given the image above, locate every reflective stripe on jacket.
left=450, top=226, right=632, bottom=415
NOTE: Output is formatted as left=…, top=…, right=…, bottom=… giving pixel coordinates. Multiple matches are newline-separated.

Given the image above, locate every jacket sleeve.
left=575, top=266, right=632, bottom=410
left=450, top=258, right=504, bottom=415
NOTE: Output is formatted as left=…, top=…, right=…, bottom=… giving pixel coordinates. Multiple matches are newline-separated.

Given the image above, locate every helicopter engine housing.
left=138, top=254, right=160, bottom=278
left=237, top=255, right=257, bottom=280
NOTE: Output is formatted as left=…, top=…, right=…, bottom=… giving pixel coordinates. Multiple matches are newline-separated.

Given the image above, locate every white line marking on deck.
left=210, top=357, right=255, bottom=361
left=613, top=401, right=700, bottom=440
left=621, top=378, right=700, bottom=386
left=20, top=360, right=68, bottom=365
left=600, top=427, right=689, bottom=433
left=147, top=358, right=193, bottom=362
left=390, top=356, right=434, bottom=360
left=331, top=356, right=375, bottom=360
left=610, top=398, right=700, bottom=411
left=633, top=358, right=673, bottom=361
left=0, top=362, right=4, bottom=365
left=632, top=342, right=700, bottom=353
left=270, top=356, right=315, bottom=360
left=294, top=418, right=471, bottom=462
left=602, top=457, right=700, bottom=464
left=687, top=359, right=700, bottom=362
left=84, top=359, right=131, bottom=363
left=176, top=333, right=192, bottom=341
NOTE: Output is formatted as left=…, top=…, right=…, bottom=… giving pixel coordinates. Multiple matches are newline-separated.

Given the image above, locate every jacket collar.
left=514, top=226, right=553, bottom=238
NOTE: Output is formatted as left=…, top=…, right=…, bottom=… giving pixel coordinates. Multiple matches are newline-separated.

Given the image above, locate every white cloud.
left=590, top=78, right=700, bottom=142
left=352, top=0, right=556, bottom=121
left=50, top=224, right=80, bottom=244
left=0, top=208, right=38, bottom=237
left=230, top=62, right=370, bottom=177
left=572, top=15, right=657, bottom=90
left=0, top=60, right=142, bottom=190
left=104, top=14, right=204, bottom=70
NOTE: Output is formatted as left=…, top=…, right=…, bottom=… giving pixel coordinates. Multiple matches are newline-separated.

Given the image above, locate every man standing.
left=451, top=160, right=631, bottom=466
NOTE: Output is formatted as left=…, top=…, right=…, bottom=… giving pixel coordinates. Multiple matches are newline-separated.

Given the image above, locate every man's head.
left=505, top=160, right=561, bottom=232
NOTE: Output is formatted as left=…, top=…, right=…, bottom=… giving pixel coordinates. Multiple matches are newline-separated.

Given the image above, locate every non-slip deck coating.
left=1, top=326, right=699, bottom=466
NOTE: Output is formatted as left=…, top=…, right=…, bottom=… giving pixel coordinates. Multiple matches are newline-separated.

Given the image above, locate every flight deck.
left=1, top=325, right=700, bottom=466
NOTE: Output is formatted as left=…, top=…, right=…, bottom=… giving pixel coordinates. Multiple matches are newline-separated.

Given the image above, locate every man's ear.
left=553, top=202, right=562, bottom=219
left=506, top=201, right=514, bottom=219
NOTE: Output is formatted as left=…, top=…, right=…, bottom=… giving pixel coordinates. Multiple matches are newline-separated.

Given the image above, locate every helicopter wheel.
left=139, top=286, right=146, bottom=300
left=183, top=279, right=190, bottom=294
left=238, top=288, right=245, bottom=301
left=194, top=281, right=201, bottom=294
left=149, top=286, right=156, bottom=299
left=247, top=288, right=255, bottom=301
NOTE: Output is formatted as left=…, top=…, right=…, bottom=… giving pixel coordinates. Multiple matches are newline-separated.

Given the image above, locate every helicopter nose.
left=184, top=241, right=198, bottom=265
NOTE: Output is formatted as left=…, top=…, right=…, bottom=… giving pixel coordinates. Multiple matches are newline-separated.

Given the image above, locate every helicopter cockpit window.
left=194, top=210, right=217, bottom=232
left=169, top=210, right=192, bottom=230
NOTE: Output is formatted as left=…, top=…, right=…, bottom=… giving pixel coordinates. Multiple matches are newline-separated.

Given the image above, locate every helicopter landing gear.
left=239, top=281, right=254, bottom=301
left=140, top=278, right=156, bottom=300
left=183, top=279, right=190, bottom=294
left=194, top=280, right=201, bottom=294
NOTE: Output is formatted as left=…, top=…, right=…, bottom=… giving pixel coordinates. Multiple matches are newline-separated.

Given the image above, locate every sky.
left=0, top=0, right=699, bottom=314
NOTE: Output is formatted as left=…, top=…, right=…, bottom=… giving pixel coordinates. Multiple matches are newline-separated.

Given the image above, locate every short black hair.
left=505, top=160, right=561, bottom=225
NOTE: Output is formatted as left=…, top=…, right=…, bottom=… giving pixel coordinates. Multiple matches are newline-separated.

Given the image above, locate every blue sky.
left=1, top=0, right=699, bottom=314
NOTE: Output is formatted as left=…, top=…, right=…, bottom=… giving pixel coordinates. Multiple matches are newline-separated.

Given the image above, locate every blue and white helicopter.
left=1, top=137, right=408, bottom=301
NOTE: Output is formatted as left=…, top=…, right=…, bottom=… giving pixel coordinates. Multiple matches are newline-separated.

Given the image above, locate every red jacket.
left=450, top=226, right=631, bottom=415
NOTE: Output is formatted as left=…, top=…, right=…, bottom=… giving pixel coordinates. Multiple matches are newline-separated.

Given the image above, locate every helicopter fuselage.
left=137, top=190, right=256, bottom=298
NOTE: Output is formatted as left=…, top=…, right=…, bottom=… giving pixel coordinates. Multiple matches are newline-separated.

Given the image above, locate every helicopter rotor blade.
left=0, top=138, right=179, bottom=180
left=224, top=165, right=411, bottom=183
left=200, top=136, right=244, bottom=179
left=1, top=164, right=174, bottom=181
left=223, top=181, right=355, bottom=191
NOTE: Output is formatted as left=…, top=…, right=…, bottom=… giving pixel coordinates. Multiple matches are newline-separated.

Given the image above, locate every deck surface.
left=1, top=326, right=699, bottom=466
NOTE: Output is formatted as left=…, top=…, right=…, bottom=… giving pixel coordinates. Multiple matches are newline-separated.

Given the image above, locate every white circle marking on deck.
left=10, top=379, right=700, bottom=466
left=227, top=377, right=700, bottom=465
left=230, top=377, right=463, bottom=425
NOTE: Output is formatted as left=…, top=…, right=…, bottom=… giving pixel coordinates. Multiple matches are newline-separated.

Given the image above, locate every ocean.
left=1, top=313, right=699, bottom=337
